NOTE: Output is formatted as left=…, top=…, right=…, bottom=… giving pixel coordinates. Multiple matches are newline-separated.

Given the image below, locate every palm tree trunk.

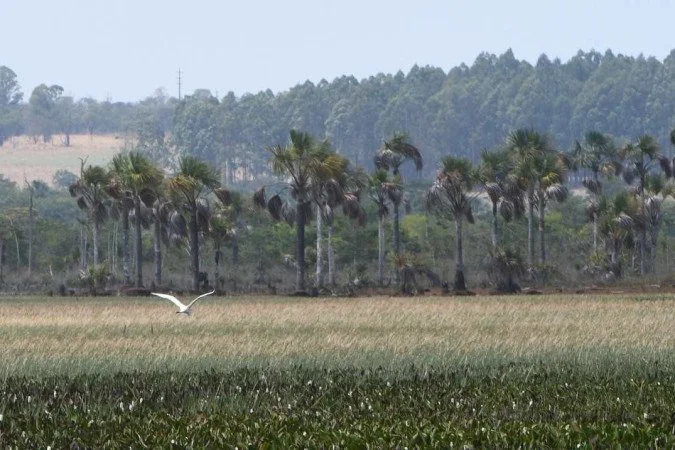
left=296, top=201, right=306, bottom=292
left=328, top=225, right=335, bottom=286
left=122, top=202, right=131, bottom=285
left=214, top=244, right=222, bottom=292
left=538, top=191, right=546, bottom=264
left=134, top=199, right=143, bottom=287
left=393, top=201, right=400, bottom=284
left=189, top=207, right=200, bottom=291
left=378, top=215, right=385, bottom=287
left=0, top=239, right=4, bottom=282
left=153, top=214, right=162, bottom=287
left=592, top=172, right=599, bottom=253
left=231, top=234, right=239, bottom=266
left=491, top=200, right=498, bottom=249
left=80, top=222, right=87, bottom=270
left=640, top=183, right=646, bottom=276
left=592, top=212, right=598, bottom=253
left=92, top=220, right=100, bottom=266
left=28, top=188, right=33, bottom=277
left=527, top=187, right=535, bottom=267
left=315, top=206, right=324, bottom=289
left=454, top=217, right=466, bottom=291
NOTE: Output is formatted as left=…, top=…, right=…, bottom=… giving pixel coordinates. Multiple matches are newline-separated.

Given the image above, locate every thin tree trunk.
left=92, top=220, right=100, bottom=266
left=328, top=225, right=335, bottom=286
left=651, top=225, right=659, bottom=274
left=393, top=201, right=400, bottom=284
left=231, top=232, right=239, bottom=266
left=640, top=174, right=646, bottom=275
left=538, top=191, right=546, bottom=264
left=592, top=212, right=598, bottom=253
left=454, top=217, right=466, bottom=291
left=122, top=202, right=131, bottom=284
left=13, top=228, right=20, bottom=272
left=592, top=172, right=599, bottom=252
left=296, top=201, right=306, bottom=292
left=491, top=200, right=498, bottom=249
left=527, top=187, right=535, bottom=267
left=378, top=215, right=385, bottom=287
left=134, top=199, right=143, bottom=287
left=214, top=244, right=222, bottom=292
left=80, top=222, right=87, bottom=270
left=0, top=239, right=4, bottom=282
left=315, top=206, right=324, bottom=289
left=190, top=207, right=200, bottom=291
left=28, top=187, right=33, bottom=277
left=153, top=213, right=162, bottom=287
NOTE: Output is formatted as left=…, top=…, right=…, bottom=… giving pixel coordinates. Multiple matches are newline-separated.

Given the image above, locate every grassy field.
left=0, top=134, right=124, bottom=184
left=2, top=293, right=675, bottom=447
left=2, top=293, right=675, bottom=376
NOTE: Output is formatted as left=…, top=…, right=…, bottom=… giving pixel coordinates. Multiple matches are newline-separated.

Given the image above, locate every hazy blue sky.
left=2, top=0, right=673, bottom=102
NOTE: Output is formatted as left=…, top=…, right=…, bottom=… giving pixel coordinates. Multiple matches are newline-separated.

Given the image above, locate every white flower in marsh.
left=27, top=396, right=31, bottom=403
left=0, top=414, right=3, bottom=421
left=307, top=380, right=313, bottom=386
left=303, top=432, right=307, bottom=437
left=119, top=402, right=124, bottom=410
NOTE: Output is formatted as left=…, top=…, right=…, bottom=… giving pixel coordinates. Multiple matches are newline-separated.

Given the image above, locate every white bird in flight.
left=150, top=290, right=215, bottom=316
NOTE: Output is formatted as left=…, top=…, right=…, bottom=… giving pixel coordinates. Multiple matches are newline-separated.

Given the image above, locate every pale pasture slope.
left=0, top=134, right=124, bottom=185
left=2, top=293, right=675, bottom=376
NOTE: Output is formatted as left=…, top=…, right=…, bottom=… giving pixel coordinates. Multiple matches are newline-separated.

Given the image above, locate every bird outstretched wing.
left=151, top=292, right=187, bottom=310
left=187, top=290, right=216, bottom=309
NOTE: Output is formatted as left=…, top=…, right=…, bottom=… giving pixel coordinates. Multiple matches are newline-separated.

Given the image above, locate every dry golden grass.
left=2, top=293, right=675, bottom=376
left=0, top=134, right=126, bottom=185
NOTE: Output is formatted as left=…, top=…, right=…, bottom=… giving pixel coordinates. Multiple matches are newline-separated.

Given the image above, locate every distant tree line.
left=2, top=48, right=674, bottom=178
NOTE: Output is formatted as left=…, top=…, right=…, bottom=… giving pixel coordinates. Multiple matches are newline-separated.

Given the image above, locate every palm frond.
left=214, top=187, right=232, bottom=206
left=582, top=178, right=602, bottom=195
left=267, top=194, right=283, bottom=221
left=253, top=187, right=266, bottom=208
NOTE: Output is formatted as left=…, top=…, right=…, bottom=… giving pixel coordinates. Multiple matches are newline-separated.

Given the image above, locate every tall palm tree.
left=267, top=130, right=344, bottom=292
left=374, top=132, right=423, bottom=259
left=110, top=152, right=163, bottom=287
left=152, top=195, right=188, bottom=287
left=507, top=129, right=568, bottom=266
left=312, top=157, right=366, bottom=288
left=669, top=128, right=675, bottom=157
left=105, top=179, right=133, bottom=285
left=620, top=135, right=662, bottom=275
left=533, top=151, right=569, bottom=264
left=641, top=174, right=675, bottom=272
left=312, top=156, right=349, bottom=289
left=69, top=163, right=112, bottom=266
left=571, top=131, right=621, bottom=252
left=369, top=169, right=400, bottom=287
left=426, top=156, right=475, bottom=291
left=477, top=149, right=523, bottom=249
left=209, top=204, right=232, bottom=292
left=597, top=191, right=639, bottom=276
left=168, top=156, right=223, bottom=291
left=506, top=129, right=544, bottom=267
